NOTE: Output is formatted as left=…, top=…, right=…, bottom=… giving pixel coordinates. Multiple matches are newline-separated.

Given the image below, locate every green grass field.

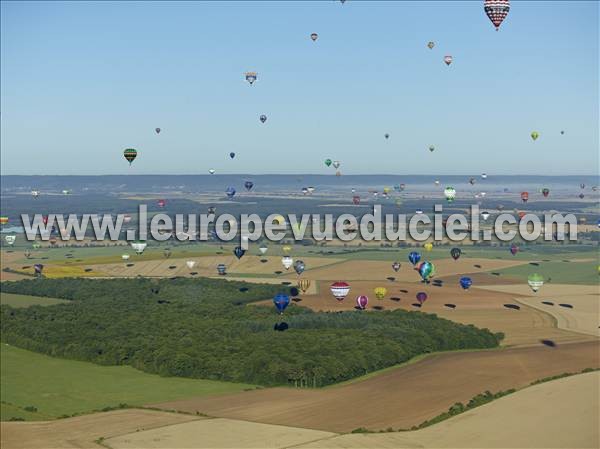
left=0, top=293, right=70, bottom=308
left=0, top=345, right=254, bottom=421
left=496, top=259, right=599, bottom=285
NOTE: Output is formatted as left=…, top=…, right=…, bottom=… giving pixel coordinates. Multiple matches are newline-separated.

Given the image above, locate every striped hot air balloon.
left=356, top=295, right=368, bottom=310
left=484, top=0, right=510, bottom=31
left=330, top=281, right=350, bottom=301
left=297, top=279, right=311, bottom=293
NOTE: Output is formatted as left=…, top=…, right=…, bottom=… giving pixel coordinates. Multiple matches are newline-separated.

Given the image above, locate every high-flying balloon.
left=229, top=152, right=236, bottom=159
left=330, top=281, right=350, bottom=301
left=531, top=131, right=539, bottom=141
left=226, top=186, right=236, bottom=199
left=157, top=199, right=166, bottom=208
left=481, top=173, right=488, bottom=179
left=542, top=188, right=550, bottom=198
left=121, top=254, right=130, bottom=260
left=451, top=248, right=462, bottom=260
left=429, top=145, right=435, bottom=152
left=424, top=242, right=433, bottom=252
left=33, top=263, right=44, bottom=277
left=273, top=293, right=290, bottom=314
left=528, top=273, right=544, bottom=292
left=4, top=235, right=16, bottom=245
left=459, top=276, right=473, bottom=290
left=0, top=216, right=8, bottom=225
left=332, top=160, right=341, bottom=169
left=444, top=187, right=456, bottom=203
left=427, top=41, right=435, bottom=49
left=374, top=287, right=387, bottom=300
left=234, top=246, right=245, bottom=259
left=356, top=295, right=368, bottom=310
left=310, top=33, right=318, bottom=41
left=408, top=251, right=421, bottom=266
left=208, top=169, right=215, bottom=175
left=260, top=115, right=267, bottom=123
left=244, top=181, right=254, bottom=191
left=325, top=158, right=332, bottom=167
left=384, top=133, right=390, bottom=139
left=155, top=128, right=161, bottom=134
left=484, top=0, right=510, bottom=31
left=259, top=245, right=268, bottom=255
left=124, top=148, right=137, bottom=165
left=392, top=261, right=401, bottom=272
left=244, top=71, right=257, bottom=85
left=163, top=247, right=171, bottom=258
left=444, top=55, right=453, bottom=66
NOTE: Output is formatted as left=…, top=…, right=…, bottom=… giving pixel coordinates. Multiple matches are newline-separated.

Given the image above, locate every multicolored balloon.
left=217, top=263, right=227, bottom=275
left=444, top=55, right=453, bottom=66
left=330, top=281, right=350, bottom=301
left=124, top=148, right=137, bottom=165
left=484, top=0, right=510, bottom=31
left=418, top=261, right=435, bottom=282
left=244, top=71, right=257, bottom=85
left=408, top=251, right=421, bottom=266
left=392, top=261, right=401, bottom=272
left=273, top=293, right=290, bottom=314
left=356, top=295, right=368, bottom=310
left=444, top=187, right=456, bottom=202
left=294, top=260, right=305, bottom=275
left=528, top=273, right=544, bottom=292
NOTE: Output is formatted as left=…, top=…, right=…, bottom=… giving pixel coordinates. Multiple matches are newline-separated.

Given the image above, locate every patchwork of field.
left=0, top=293, right=69, bottom=308
left=152, top=341, right=600, bottom=433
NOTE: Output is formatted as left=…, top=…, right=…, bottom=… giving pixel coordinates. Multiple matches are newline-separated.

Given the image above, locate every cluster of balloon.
left=330, top=281, right=350, bottom=301
left=123, top=148, right=137, bottom=166
left=392, top=261, right=401, bottom=272
left=294, top=260, right=305, bottom=275
left=186, top=260, right=196, bottom=270
left=217, top=263, right=227, bottom=275
left=298, top=279, right=311, bottom=293
left=451, top=247, right=461, bottom=260
left=310, top=33, right=318, bottom=41
left=416, top=291, right=428, bottom=305
left=244, top=71, right=257, bottom=85
left=131, top=241, right=147, bottom=255
left=374, top=287, right=387, bottom=300
left=356, top=295, right=368, bottom=310
left=273, top=293, right=290, bottom=314
left=226, top=186, right=236, bottom=199
left=408, top=251, right=421, bottom=267
left=444, top=187, right=456, bottom=203
left=459, top=276, right=473, bottom=290
left=528, top=273, right=544, bottom=292
left=4, top=235, right=16, bottom=245
left=244, top=181, right=254, bottom=191
left=234, top=246, right=245, bottom=259
left=34, top=263, right=44, bottom=277
left=282, top=256, right=293, bottom=270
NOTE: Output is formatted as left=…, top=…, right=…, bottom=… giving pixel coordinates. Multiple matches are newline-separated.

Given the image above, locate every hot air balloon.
left=451, top=248, right=461, bottom=260
left=542, top=188, right=550, bottom=197
left=244, top=71, right=257, bottom=85
left=310, top=33, right=318, bottom=41
left=444, top=55, right=453, bottom=66
left=186, top=260, right=196, bottom=270
left=260, top=114, right=267, bottom=123
left=307, top=186, right=315, bottom=194
left=469, top=177, right=476, bottom=185
left=332, top=160, right=341, bottom=169
left=424, top=242, right=433, bottom=252
left=330, top=281, right=350, bottom=301
left=481, top=173, right=488, bottom=179
left=392, top=261, right=401, bottom=272
left=157, top=199, right=166, bottom=208
left=294, top=260, right=305, bottom=275
left=163, top=247, right=171, bottom=258
left=225, top=186, right=236, bottom=199
left=418, top=261, right=435, bottom=282
left=273, top=293, right=290, bottom=314
left=531, top=131, right=539, bottom=141
left=484, top=0, right=510, bottom=31
left=282, top=256, right=293, bottom=270
left=578, top=193, right=585, bottom=199
left=384, top=133, right=390, bottom=139
left=4, top=235, right=16, bottom=245
left=155, top=128, right=161, bottom=134
left=352, top=195, right=361, bottom=205
left=528, top=273, right=544, bottom=292
left=0, top=216, right=8, bottom=225
left=416, top=291, right=428, bottom=304
left=521, top=192, right=529, bottom=203
left=234, top=246, right=245, bottom=259
left=298, top=279, right=311, bottom=293
left=217, top=263, right=227, bottom=275
left=580, top=183, right=585, bottom=189
left=244, top=181, right=254, bottom=191
left=356, top=295, right=368, bottom=309
left=282, top=245, right=292, bottom=254
left=374, top=287, right=387, bottom=300
left=259, top=245, right=268, bottom=255
left=229, top=152, right=236, bottom=159
left=408, top=251, right=421, bottom=266
left=33, top=263, right=44, bottom=277
left=429, top=145, right=435, bottom=152
left=124, top=148, right=137, bottom=165
left=301, top=187, right=309, bottom=195
left=208, top=169, right=216, bottom=175
left=121, top=254, right=130, bottom=260
left=131, top=241, right=147, bottom=255
left=459, top=276, right=473, bottom=290
left=444, top=187, right=456, bottom=203
left=481, top=211, right=490, bottom=221
left=427, top=41, right=435, bottom=49
left=325, top=158, right=332, bottom=167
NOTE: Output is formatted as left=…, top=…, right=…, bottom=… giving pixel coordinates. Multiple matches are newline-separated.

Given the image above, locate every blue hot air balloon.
left=225, top=186, right=236, bottom=199
left=273, top=293, right=290, bottom=314
left=408, top=251, right=421, bottom=266
left=229, top=152, right=236, bottom=159
left=234, top=246, right=245, bottom=259
left=244, top=181, right=254, bottom=191
left=459, top=276, right=473, bottom=290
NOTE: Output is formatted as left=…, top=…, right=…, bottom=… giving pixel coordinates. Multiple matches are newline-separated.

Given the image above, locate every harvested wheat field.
left=105, top=417, right=336, bottom=449
left=263, top=280, right=596, bottom=346
left=283, top=258, right=528, bottom=282
left=0, top=408, right=201, bottom=449
left=296, top=371, right=600, bottom=449
left=153, top=340, right=600, bottom=433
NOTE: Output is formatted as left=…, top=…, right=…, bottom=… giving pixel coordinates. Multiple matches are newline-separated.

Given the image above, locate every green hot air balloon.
left=531, top=131, right=539, bottom=141
left=324, top=158, right=332, bottom=167
left=528, top=273, right=544, bottom=292
left=124, top=148, right=137, bottom=165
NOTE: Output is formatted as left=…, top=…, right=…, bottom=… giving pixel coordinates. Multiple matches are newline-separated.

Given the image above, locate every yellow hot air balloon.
left=383, top=186, right=391, bottom=194
left=282, top=245, right=292, bottom=254
left=374, top=287, right=387, bottom=300
left=424, top=242, right=433, bottom=252
left=298, top=279, right=311, bottom=293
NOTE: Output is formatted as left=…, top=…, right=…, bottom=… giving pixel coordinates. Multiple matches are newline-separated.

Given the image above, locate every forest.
left=1, top=278, right=502, bottom=387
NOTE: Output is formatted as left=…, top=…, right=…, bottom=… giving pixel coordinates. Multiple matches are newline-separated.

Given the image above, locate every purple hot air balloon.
left=356, top=295, right=368, bottom=310
left=416, top=291, right=428, bottom=304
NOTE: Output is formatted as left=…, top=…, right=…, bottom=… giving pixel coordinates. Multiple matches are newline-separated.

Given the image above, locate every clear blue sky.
left=1, top=1, right=598, bottom=175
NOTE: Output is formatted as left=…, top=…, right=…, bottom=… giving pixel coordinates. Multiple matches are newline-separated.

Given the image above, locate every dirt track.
left=152, top=340, right=600, bottom=433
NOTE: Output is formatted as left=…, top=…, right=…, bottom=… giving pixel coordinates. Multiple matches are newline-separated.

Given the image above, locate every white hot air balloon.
left=130, top=241, right=147, bottom=255
left=481, top=211, right=490, bottom=221
left=4, top=235, right=16, bottom=245
left=186, top=260, right=196, bottom=269
left=259, top=245, right=268, bottom=255
left=282, top=256, right=293, bottom=270
left=121, top=254, right=130, bottom=260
